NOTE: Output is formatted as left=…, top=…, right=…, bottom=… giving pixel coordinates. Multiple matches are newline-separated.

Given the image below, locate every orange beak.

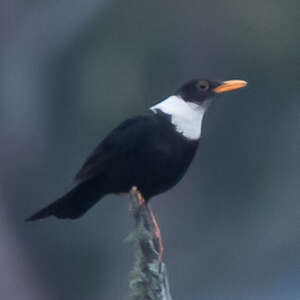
left=213, top=79, right=248, bottom=93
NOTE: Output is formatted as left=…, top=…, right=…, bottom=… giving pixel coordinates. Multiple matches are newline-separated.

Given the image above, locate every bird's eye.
left=197, top=80, right=210, bottom=91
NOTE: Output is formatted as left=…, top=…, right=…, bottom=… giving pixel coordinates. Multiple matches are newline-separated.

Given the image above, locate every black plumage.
left=27, top=79, right=247, bottom=221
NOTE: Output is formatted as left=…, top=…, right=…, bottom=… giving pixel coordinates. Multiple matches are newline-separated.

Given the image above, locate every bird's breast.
left=132, top=131, right=199, bottom=198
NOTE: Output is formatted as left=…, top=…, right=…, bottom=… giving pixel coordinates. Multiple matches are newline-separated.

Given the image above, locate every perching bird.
left=27, top=79, right=247, bottom=221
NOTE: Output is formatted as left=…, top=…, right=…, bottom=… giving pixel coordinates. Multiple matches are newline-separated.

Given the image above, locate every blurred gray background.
left=1, top=0, right=300, bottom=299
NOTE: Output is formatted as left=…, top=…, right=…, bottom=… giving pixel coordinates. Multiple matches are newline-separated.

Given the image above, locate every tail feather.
left=26, top=182, right=104, bottom=221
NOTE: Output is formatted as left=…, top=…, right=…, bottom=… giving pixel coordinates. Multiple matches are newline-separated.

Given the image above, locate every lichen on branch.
left=128, top=187, right=173, bottom=300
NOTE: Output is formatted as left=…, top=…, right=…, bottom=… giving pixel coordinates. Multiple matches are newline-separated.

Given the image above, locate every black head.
left=176, top=79, right=247, bottom=104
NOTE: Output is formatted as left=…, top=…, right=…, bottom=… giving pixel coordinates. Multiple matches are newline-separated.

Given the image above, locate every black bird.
left=27, top=79, right=247, bottom=221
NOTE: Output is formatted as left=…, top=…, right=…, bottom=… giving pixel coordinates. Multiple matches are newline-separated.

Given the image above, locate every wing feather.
left=74, top=115, right=155, bottom=183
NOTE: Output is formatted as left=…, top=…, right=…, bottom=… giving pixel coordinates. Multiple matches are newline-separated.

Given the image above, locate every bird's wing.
left=74, top=115, right=155, bottom=183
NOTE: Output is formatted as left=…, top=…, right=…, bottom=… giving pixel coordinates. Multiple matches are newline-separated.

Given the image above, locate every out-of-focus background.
left=1, top=1, right=300, bottom=299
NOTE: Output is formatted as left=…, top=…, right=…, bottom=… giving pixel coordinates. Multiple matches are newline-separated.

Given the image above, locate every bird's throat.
left=150, top=95, right=207, bottom=140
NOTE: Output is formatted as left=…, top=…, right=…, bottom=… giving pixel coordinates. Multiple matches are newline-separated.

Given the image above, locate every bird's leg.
left=148, top=206, right=164, bottom=261
left=135, top=190, right=163, bottom=260
left=136, top=189, right=145, bottom=206
left=129, top=187, right=164, bottom=261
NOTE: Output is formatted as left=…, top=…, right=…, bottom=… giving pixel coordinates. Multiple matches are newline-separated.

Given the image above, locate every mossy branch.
left=127, top=187, right=173, bottom=300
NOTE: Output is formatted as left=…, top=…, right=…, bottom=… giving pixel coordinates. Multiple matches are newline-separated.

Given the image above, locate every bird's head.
left=176, top=79, right=248, bottom=108
left=150, top=78, right=247, bottom=140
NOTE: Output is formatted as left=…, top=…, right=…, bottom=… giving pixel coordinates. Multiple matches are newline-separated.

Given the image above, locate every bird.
left=27, top=78, right=247, bottom=221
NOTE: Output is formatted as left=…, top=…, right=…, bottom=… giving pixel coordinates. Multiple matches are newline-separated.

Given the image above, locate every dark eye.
left=197, top=80, right=210, bottom=91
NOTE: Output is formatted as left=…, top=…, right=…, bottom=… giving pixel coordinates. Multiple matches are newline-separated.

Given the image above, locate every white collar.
left=150, top=95, right=207, bottom=140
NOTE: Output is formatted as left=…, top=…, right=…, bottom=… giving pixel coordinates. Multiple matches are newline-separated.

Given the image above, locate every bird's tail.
left=26, top=181, right=104, bottom=221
